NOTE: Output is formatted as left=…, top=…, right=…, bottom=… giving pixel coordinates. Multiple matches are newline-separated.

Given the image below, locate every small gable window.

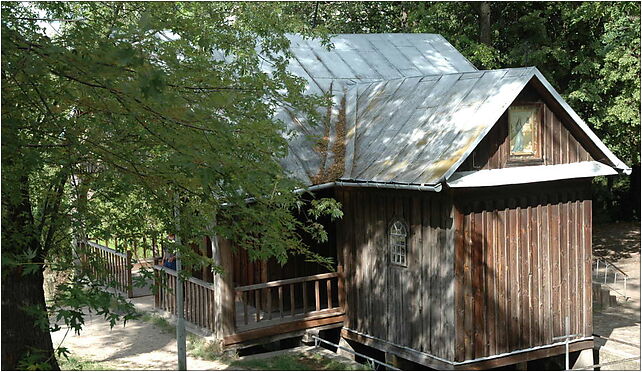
left=508, top=105, right=541, bottom=159
left=389, top=220, right=408, bottom=267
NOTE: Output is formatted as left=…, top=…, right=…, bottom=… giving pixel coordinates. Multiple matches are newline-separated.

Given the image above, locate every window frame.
left=507, top=103, right=544, bottom=164
left=388, top=219, right=408, bottom=267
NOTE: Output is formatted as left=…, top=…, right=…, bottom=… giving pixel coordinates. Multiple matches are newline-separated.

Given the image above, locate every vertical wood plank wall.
left=453, top=180, right=592, bottom=362
left=458, top=86, right=594, bottom=172
left=336, top=187, right=456, bottom=361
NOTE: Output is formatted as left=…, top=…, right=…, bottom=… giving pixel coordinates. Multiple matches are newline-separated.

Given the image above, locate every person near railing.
left=161, top=233, right=177, bottom=271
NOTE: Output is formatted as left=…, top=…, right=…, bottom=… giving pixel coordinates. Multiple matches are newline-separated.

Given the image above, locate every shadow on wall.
left=342, top=184, right=597, bottom=367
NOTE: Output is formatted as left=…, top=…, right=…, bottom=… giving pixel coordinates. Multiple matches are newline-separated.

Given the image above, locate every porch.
left=152, top=265, right=346, bottom=348
left=81, top=238, right=345, bottom=347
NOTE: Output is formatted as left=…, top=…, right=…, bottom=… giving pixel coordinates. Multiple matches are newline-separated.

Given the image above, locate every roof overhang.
left=530, top=69, right=632, bottom=175
left=440, top=68, right=631, bottom=182
left=446, top=161, right=618, bottom=188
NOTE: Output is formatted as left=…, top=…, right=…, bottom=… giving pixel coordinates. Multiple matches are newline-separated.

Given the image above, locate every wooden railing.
left=83, top=241, right=133, bottom=297
left=153, top=265, right=218, bottom=332
left=234, top=270, right=344, bottom=332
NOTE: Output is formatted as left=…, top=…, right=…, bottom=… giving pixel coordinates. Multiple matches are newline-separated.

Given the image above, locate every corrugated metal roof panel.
left=348, top=68, right=534, bottom=185
left=284, top=33, right=477, bottom=85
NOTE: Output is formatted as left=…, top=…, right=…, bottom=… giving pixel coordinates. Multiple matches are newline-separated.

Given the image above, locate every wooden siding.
left=453, top=180, right=592, bottom=362
left=336, top=187, right=456, bottom=361
left=459, top=85, right=594, bottom=172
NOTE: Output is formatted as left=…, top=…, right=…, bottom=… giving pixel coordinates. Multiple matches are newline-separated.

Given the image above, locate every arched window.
left=389, top=220, right=408, bottom=267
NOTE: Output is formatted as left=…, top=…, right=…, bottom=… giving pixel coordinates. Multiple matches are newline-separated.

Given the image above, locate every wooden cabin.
left=148, top=34, right=631, bottom=369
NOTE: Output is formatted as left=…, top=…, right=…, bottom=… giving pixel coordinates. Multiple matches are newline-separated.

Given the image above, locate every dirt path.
left=592, top=222, right=641, bottom=370
left=50, top=299, right=231, bottom=370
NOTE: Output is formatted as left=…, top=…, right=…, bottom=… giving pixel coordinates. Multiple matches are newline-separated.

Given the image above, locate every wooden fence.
left=234, top=271, right=344, bottom=332
left=153, top=265, right=218, bottom=332
left=83, top=241, right=133, bottom=298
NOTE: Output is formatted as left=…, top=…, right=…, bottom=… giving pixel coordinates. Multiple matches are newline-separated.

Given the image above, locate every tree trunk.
left=1, top=175, right=60, bottom=370
left=477, top=2, right=492, bottom=46
left=2, top=266, right=59, bottom=370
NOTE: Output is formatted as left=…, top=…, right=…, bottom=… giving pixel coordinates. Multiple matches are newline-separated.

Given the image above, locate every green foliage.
left=230, top=351, right=370, bottom=371
left=57, top=354, right=112, bottom=371
left=140, top=313, right=175, bottom=334
left=2, top=2, right=341, bottom=366
left=186, top=334, right=231, bottom=362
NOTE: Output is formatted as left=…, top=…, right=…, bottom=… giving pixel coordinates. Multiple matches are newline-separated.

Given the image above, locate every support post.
left=174, top=197, right=187, bottom=371
left=565, top=317, right=570, bottom=371
left=337, top=337, right=356, bottom=360
left=153, top=257, right=160, bottom=308
left=385, top=352, right=400, bottom=370
left=572, top=349, right=595, bottom=370
left=337, top=264, right=346, bottom=309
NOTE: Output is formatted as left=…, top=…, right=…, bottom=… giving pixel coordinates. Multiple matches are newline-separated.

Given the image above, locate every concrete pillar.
left=337, top=337, right=356, bottom=360
left=573, top=349, right=595, bottom=370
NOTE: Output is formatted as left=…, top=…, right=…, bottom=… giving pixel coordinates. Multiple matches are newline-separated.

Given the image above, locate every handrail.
left=82, top=240, right=133, bottom=297
left=594, top=256, right=629, bottom=278
left=86, top=241, right=128, bottom=258
left=593, top=257, right=629, bottom=300
left=152, top=264, right=218, bottom=332
left=234, top=271, right=343, bottom=329
left=235, top=272, right=339, bottom=292
left=152, top=264, right=215, bottom=289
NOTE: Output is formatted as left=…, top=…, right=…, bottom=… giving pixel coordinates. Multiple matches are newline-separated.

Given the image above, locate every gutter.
left=294, top=180, right=443, bottom=194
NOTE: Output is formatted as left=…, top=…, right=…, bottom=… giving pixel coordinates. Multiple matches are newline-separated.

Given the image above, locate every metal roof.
left=284, top=34, right=477, bottom=89
left=343, top=68, right=538, bottom=185
left=447, top=161, right=618, bottom=188
left=275, top=34, right=629, bottom=189
left=275, top=33, right=478, bottom=185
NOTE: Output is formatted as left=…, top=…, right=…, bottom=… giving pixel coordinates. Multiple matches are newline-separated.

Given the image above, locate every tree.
left=2, top=2, right=338, bottom=369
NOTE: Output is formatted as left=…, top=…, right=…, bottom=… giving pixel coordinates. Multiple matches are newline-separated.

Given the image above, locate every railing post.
left=126, top=250, right=133, bottom=298
left=604, top=265, right=608, bottom=284
left=152, top=235, right=158, bottom=258
left=154, top=259, right=160, bottom=308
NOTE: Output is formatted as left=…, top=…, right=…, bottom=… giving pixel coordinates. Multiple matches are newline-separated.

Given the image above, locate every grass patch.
left=58, top=355, right=112, bottom=370
left=186, top=334, right=235, bottom=363
left=141, top=313, right=175, bottom=334
left=139, top=314, right=234, bottom=363
left=230, top=352, right=370, bottom=370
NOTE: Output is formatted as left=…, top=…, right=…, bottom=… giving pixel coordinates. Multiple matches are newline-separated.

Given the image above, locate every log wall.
left=453, top=180, right=593, bottom=362
left=336, top=187, right=456, bottom=361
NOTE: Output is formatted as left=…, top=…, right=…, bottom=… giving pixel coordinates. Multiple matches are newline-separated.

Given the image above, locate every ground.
left=50, top=296, right=363, bottom=370
left=51, top=305, right=229, bottom=370
left=592, top=221, right=641, bottom=370
left=50, top=222, right=640, bottom=370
